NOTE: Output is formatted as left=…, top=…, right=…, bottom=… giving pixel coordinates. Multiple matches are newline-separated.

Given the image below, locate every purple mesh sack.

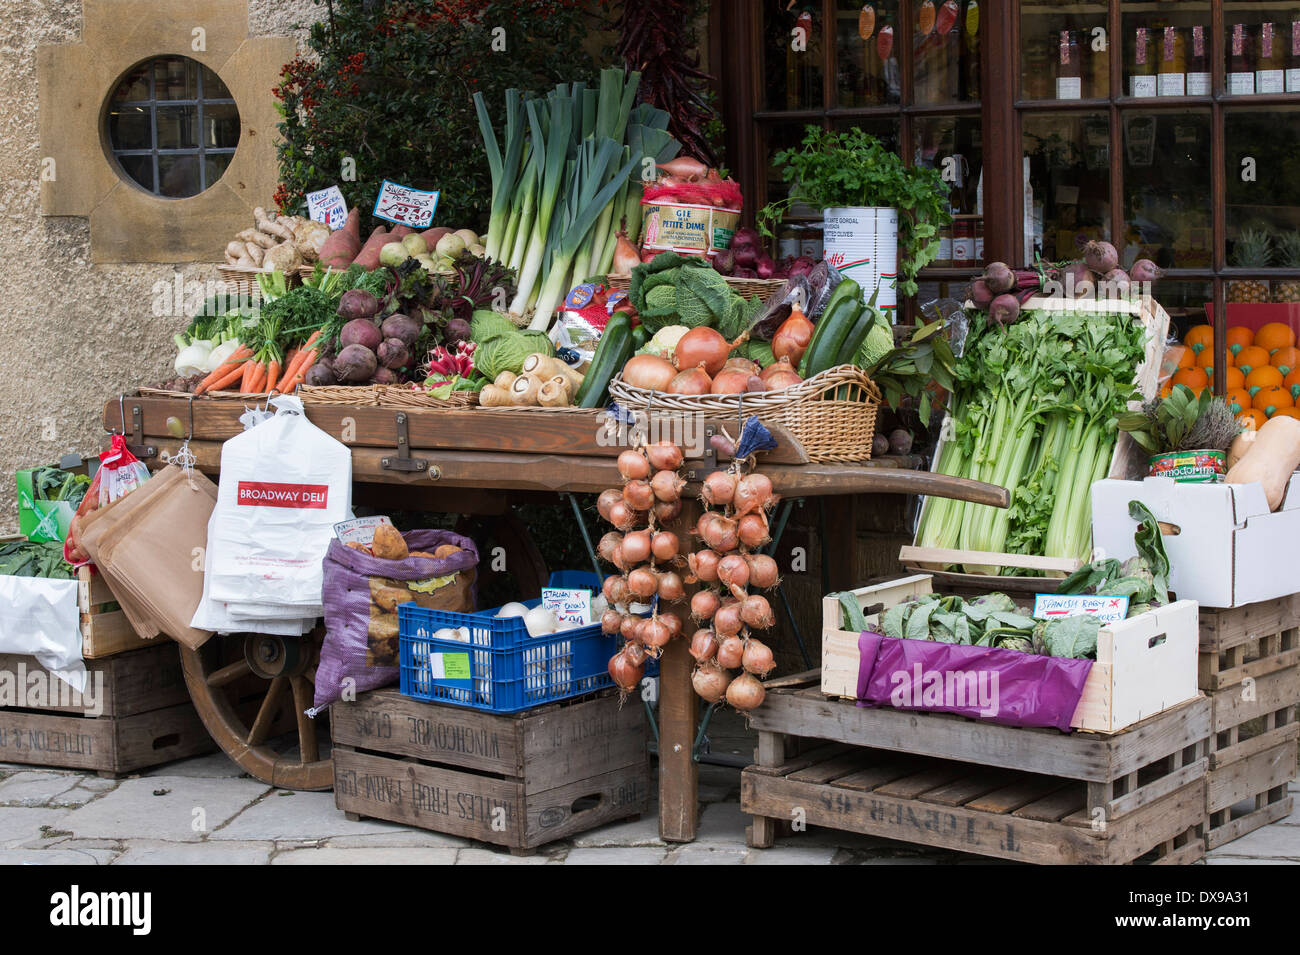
left=855, top=630, right=1093, bottom=732
left=312, top=529, right=478, bottom=713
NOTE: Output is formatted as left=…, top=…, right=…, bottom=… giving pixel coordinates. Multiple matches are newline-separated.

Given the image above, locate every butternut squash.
left=1225, top=415, right=1300, bottom=511
left=1226, top=430, right=1256, bottom=471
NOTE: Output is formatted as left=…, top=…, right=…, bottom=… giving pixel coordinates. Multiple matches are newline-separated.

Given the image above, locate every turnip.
left=334, top=344, right=378, bottom=382
left=401, top=234, right=428, bottom=257
left=377, top=337, right=411, bottom=370
left=381, top=312, right=421, bottom=347
left=340, top=318, right=382, bottom=352
left=379, top=241, right=409, bottom=268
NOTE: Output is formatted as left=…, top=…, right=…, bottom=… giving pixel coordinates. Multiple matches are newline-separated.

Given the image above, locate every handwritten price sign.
left=373, top=180, right=439, bottom=228
left=306, top=185, right=348, bottom=229
left=1033, top=593, right=1130, bottom=624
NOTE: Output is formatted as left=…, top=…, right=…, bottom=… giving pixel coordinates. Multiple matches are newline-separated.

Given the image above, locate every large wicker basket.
left=605, top=273, right=786, bottom=302
left=608, top=364, right=881, bottom=463
left=298, top=385, right=383, bottom=407
left=298, top=384, right=481, bottom=409
left=216, top=265, right=301, bottom=298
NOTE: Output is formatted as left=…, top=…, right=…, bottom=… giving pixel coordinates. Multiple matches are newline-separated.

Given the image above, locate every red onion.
left=701, top=471, right=737, bottom=507
left=645, top=441, right=684, bottom=471
left=650, top=470, right=684, bottom=502
left=689, top=628, right=718, bottom=663
left=716, top=634, right=745, bottom=669
left=651, top=531, right=680, bottom=561
left=692, top=662, right=731, bottom=703
left=741, top=594, right=774, bottom=629
left=691, top=588, right=721, bottom=620
left=746, top=554, right=780, bottom=590
left=623, top=479, right=655, bottom=511
left=726, top=672, right=766, bottom=711
left=618, top=449, right=650, bottom=481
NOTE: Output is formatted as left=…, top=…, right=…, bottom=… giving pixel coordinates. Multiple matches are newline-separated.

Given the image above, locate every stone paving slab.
left=743, top=846, right=840, bottom=865
left=454, top=847, right=554, bottom=865
left=0, top=771, right=83, bottom=806
left=570, top=811, right=665, bottom=848
left=564, top=846, right=669, bottom=865
left=1206, top=820, right=1300, bottom=861
left=213, top=790, right=416, bottom=841
left=0, top=846, right=119, bottom=865
left=114, top=841, right=274, bottom=865
left=60, top=776, right=269, bottom=842
left=143, top=752, right=247, bottom=779
left=0, top=807, right=72, bottom=848
left=272, top=846, right=460, bottom=865
left=668, top=845, right=747, bottom=864
left=325, top=830, right=470, bottom=850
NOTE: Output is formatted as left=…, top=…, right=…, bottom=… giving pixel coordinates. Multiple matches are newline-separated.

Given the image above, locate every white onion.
left=497, top=601, right=529, bottom=618
left=524, top=605, right=559, bottom=637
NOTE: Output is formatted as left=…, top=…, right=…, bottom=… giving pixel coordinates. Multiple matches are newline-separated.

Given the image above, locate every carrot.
left=276, top=331, right=324, bottom=391
left=240, top=358, right=256, bottom=393
left=248, top=361, right=268, bottom=395
left=266, top=358, right=281, bottom=393
left=195, top=360, right=248, bottom=396
left=194, top=346, right=252, bottom=395
left=279, top=348, right=319, bottom=393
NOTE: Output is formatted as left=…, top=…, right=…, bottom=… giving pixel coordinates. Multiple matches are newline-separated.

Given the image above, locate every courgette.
left=834, top=304, right=879, bottom=367
left=801, top=300, right=861, bottom=378
left=819, top=276, right=861, bottom=321
left=631, top=322, right=651, bottom=350
left=575, top=313, right=634, bottom=407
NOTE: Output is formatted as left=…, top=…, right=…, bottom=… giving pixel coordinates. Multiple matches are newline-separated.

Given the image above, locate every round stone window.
left=105, top=56, right=240, bottom=198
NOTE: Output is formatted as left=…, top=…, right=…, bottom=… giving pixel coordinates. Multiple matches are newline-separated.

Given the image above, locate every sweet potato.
left=352, top=225, right=390, bottom=270
left=390, top=224, right=414, bottom=238
left=420, top=227, right=452, bottom=247
left=319, top=208, right=362, bottom=268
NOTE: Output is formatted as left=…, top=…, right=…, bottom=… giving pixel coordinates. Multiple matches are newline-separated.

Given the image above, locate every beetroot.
left=340, top=318, right=382, bottom=352
left=1130, top=258, right=1163, bottom=283
left=443, top=318, right=471, bottom=345
left=380, top=312, right=421, bottom=346
left=304, top=361, right=337, bottom=386
left=377, top=337, right=411, bottom=370
left=370, top=366, right=400, bottom=385
left=968, top=278, right=993, bottom=309
left=1083, top=239, right=1119, bottom=275
left=337, top=289, right=379, bottom=322
left=989, top=293, right=1021, bottom=327
left=982, top=262, right=1016, bottom=294
left=334, top=344, right=378, bottom=382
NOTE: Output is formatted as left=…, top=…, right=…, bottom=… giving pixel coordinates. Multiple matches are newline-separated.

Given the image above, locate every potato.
left=370, top=523, right=409, bottom=560
left=408, top=551, right=436, bottom=559
left=345, top=541, right=373, bottom=555
left=433, top=544, right=462, bottom=559
left=371, top=583, right=413, bottom=613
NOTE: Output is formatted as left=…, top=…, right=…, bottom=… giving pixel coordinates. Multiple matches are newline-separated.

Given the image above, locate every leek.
left=474, top=89, right=526, bottom=263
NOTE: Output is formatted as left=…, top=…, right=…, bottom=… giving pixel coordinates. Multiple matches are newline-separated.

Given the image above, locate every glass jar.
left=1157, top=25, right=1186, bottom=97
left=952, top=219, right=976, bottom=267
left=1056, top=30, right=1083, bottom=100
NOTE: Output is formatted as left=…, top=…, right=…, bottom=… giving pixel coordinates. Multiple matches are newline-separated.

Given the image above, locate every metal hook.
left=114, top=393, right=126, bottom=436
left=185, top=394, right=195, bottom=442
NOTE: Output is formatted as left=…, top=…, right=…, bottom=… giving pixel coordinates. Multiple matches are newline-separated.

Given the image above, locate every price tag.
left=373, top=180, right=439, bottom=228
left=306, top=185, right=348, bottom=229
left=542, top=588, right=593, bottom=627
left=428, top=652, right=471, bottom=680
left=333, top=516, right=394, bottom=545
left=1033, top=593, right=1129, bottom=624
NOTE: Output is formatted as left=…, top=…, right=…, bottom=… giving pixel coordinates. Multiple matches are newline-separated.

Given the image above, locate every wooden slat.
left=1199, top=596, right=1300, bottom=654
left=1211, top=667, right=1300, bottom=735
left=1207, top=739, right=1299, bottom=814
left=831, top=754, right=926, bottom=792
left=900, top=545, right=1082, bottom=574
left=786, top=750, right=880, bottom=785
left=1206, top=796, right=1294, bottom=850
left=1012, top=785, right=1087, bottom=823
left=916, top=771, right=1011, bottom=808
left=966, top=776, right=1069, bottom=815
left=874, top=763, right=970, bottom=799
left=1209, top=720, right=1300, bottom=770
left=1204, top=646, right=1300, bottom=691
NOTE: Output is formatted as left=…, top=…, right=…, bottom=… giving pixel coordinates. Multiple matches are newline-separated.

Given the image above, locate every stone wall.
left=0, top=0, right=317, bottom=532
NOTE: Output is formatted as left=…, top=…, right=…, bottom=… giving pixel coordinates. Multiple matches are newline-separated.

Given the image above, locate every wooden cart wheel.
left=179, top=630, right=333, bottom=791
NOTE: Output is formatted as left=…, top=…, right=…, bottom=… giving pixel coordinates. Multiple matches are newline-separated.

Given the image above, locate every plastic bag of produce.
left=640, top=176, right=743, bottom=262
left=203, top=395, right=352, bottom=619
left=63, top=435, right=152, bottom=567
left=311, top=529, right=478, bottom=714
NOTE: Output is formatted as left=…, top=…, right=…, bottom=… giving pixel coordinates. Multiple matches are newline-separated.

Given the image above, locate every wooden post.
left=658, top=499, right=702, bottom=842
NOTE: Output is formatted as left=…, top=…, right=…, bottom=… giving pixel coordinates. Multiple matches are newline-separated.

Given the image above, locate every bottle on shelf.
left=1130, top=26, right=1157, bottom=97
left=1288, top=19, right=1300, bottom=93
left=1257, top=21, right=1286, bottom=93
left=952, top=218, right=975, bottom=268
left=1057, top=30, right=1083, bottom=99
left=963, top=0, right=980, bottom=101
left=1187, top=25, right=1211, bottom=95
left=1157, top=25, right=1186, bottom=96
left=1228, top=22, right=1255, bottom=95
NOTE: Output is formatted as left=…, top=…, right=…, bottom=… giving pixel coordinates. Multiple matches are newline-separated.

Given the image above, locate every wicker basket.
left=216, top=265, right=301, bottom=297
left=605, top=273, right=786, bottom=302
left=474, top=404, right=604, bottom=415
left=376, top=385, right=479, bottom=410
left=608, top=364, right=881, bottom=463
left=298, top=385, right=383, bottom=407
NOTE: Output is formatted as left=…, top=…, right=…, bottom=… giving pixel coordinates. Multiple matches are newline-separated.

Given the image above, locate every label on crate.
left=373, top=180, right=439, bottom=228
left=542, top=587, right=592, bottom=627
left=334, top=515, right=394, bottom=545
left=1187, top=72, right=1212, bottom=95
left=427, top=652, right=471, bottom=680
left=1033, top=593, right=1129, bottom=623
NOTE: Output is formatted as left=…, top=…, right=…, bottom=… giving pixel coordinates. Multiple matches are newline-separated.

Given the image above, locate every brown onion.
left=627, top=566, right=660, bottom=599
left=701, top=471, right=737, bottom=506
left=740, top=594, right=774, bottom=629
left=668, top=365, right=711, bottom=394
left=617, top=449, right=650, bottom=481
left=726, top=672, right=766, bottom=711
left=759, top=356, right=797, bottom=383
left=746, top=553, right=780, bottom=590
left=771, top=303, right=814, bottom=366
left=710, top=369, right=755, bottom=394
left=643, top=618, right=673, bottom=648
left=601, top=609, right=625, bottom=634
left=650, top=469, right=684, bottom=502
left=611, top=544, right=631, bottom=572
left=716, top=634, right=745, bottom=669
left=645, top=441, right=685, bottom=471
left=713, top=601, right=743, bottom=636
left=624, top=641, right=648, bottom=666
left=718, top=553, right=751, bottom=591
left=602, top=575, right=629, bottom=605
left=657, top=611, right=684, bottom=637
left=608, top=500, right=637, bottom=531
left=608, top=649, right=644, bottom=693
left=621, top=354, right=677, bottom=392
left=674, top=327, right=732, bottom=376
left=597, top=488, right=623, bottom=521
left=723, top=357, right=760, bottom=375
left=621, top=529, right=652, bottom=564
left=691, top=588, right=721, bottom=620
left=620, top=615, right=642, bottom=642
left=597, top=531, right=623, bottom=563
left=734, top=473, right=774, bottom=516
left=651, top=531, right=680, bottom=561
left=702, top=514, right=739, bottom=552
left=695, top=511, right=713, bottom=540
left=742, top=638, right=776, bottom=677
left=657, top=571, right=685, bottom=602
left=763, top=368, right=802, bottom=391
left=692, top=662, right=731, bottom=703
left=738, top=512, right=770, bottom=548
left=623, top=479, right=655, bottom=511
left=653, top=499, right=682, bottom=523
left=688, top=549, right=721, bottom=583
left=689, top=628, right=718, bottom=663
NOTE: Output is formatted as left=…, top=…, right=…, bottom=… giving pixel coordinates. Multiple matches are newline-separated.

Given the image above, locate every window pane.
left=156, top=106, right=198, bottom=149
left=1121, top=4, right=1212, bottom=99
left=1223, top=5, right=1298, bottom=97
left=830, top=116, right=900, bottom=152
left=915, top=0, right=980, bottom=104
left=1123, top=110, right=1211, bottom=269
left=112, top=63, right=150, bottom=102
left=201, top=65, right=233, bottom=100
left=1020, top=1, right=1110, bottom=100
left=158, top=155, right=201, bottom=198
left=763, top=1, right=825, bottom=110
left=1225, top=107, right=1300, bottom=276
left=204, top=104, right=240, bottom=148
left=914, top=115, right=983, bottom=265
left=835, top=0, right=900, bottom=106
left=204, top=153, right=233, bottom=188
left=1023, top=112, right=1110, bottom=263
left=106, top=105, right=151, bottom=150
left=116, top=154, right=154, bottom=193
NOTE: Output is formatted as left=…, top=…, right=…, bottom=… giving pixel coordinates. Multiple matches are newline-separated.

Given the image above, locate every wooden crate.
left=1199, top=597, right=1300, bottom=849
left=78, top=566, right=154, bottom=659
left=0, top=642, right=214, bottom=775
left=331, top=688, right=650, bottom=854
left=821, top=575, right=1201, bottom=734
left=742, top=676, right=1208, bottom=864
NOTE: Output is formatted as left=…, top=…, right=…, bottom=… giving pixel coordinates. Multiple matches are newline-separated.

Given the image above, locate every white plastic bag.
left=205, top=395, right=352, bottom=617
left=0, top=575, right=86, bottom=692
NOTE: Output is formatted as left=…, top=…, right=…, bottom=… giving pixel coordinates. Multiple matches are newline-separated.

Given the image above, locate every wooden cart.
left=100, top=393, right=1007, bottom=840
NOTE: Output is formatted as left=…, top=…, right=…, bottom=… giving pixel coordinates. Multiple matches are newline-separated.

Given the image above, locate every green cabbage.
left=740, top=339, right=775, bottom=367
left=518, top=329, right=554, bottom=357
left=475, top=334, right=531, bottom=380
left=471, top=309, right=519, bottom=344
left=854, top=319, right=894, bottom=369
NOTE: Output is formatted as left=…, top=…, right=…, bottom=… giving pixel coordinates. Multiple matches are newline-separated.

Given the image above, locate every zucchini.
left=834, top=305, right=878, bottom=367
left=801, top=300, right=861, bottom=378
left=818, top=276, right=861, bottom=321
left=631, top=323, right=651, bottom=350
left=575, top=313, right=634, bottom=408
left=798, top=276, right=861, bottom=376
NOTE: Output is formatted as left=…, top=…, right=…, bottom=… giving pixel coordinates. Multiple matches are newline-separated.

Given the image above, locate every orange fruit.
left=1235, top=344, right=1271, bottom=373
left=1226, top=326, right=1255, bottom=355
left=1268, top=406, right=1300, bottom=420
left=1224, top=366, right=1246, bottom=390
left=1255, top=322, right=1297, bottom=353
left=1225, top=388, right=1253, bottom=414
left=1183, top=324, right=1215, bottom=354
left=1158, top=382, right=1173, bottom=399
left=1237, top=408, right=1268, bottom=430
left=1173, top=344, right=1196, bottom=369
left=1195, top=348, right=1216, bottom=371
left=1253, top=385, right=1294, bottom=416
left=1245, top=365, right=1284, bottom=394
left=1270, top=345, right=1300, bottom=375
left=1286, top=367, right=1300, bottom=399
left=1171, top=367, right=1209, bottom=390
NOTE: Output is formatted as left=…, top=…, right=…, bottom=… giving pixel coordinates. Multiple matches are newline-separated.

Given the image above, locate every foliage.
left=0, top=540, right=72, bottom=579
left=757, top=127, right=953, bottom=297
left=1117, top=384, right=1242, bottom=454
left=858, top=318, right=956, bottom=426
left=274, top=0, right=603, bottom=229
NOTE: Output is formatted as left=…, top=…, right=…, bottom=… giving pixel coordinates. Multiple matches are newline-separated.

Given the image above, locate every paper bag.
left=77, top=478, right=166, bottom=641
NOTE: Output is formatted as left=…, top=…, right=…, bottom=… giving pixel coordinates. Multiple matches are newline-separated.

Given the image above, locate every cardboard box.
left=1091, top=475, right=1300, bottom=609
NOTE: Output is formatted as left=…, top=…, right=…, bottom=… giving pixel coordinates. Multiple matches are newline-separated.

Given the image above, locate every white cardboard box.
left=1091, top=475, right=1300, bottom=609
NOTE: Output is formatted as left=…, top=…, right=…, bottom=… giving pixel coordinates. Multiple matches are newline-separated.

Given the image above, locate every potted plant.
left=757, top=126, right=952, bottom=311
left=1117, top=384, right=1242, bottom=482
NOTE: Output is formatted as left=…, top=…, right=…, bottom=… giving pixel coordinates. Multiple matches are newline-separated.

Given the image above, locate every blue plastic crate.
left=399, top=597, right=620, bottom=713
